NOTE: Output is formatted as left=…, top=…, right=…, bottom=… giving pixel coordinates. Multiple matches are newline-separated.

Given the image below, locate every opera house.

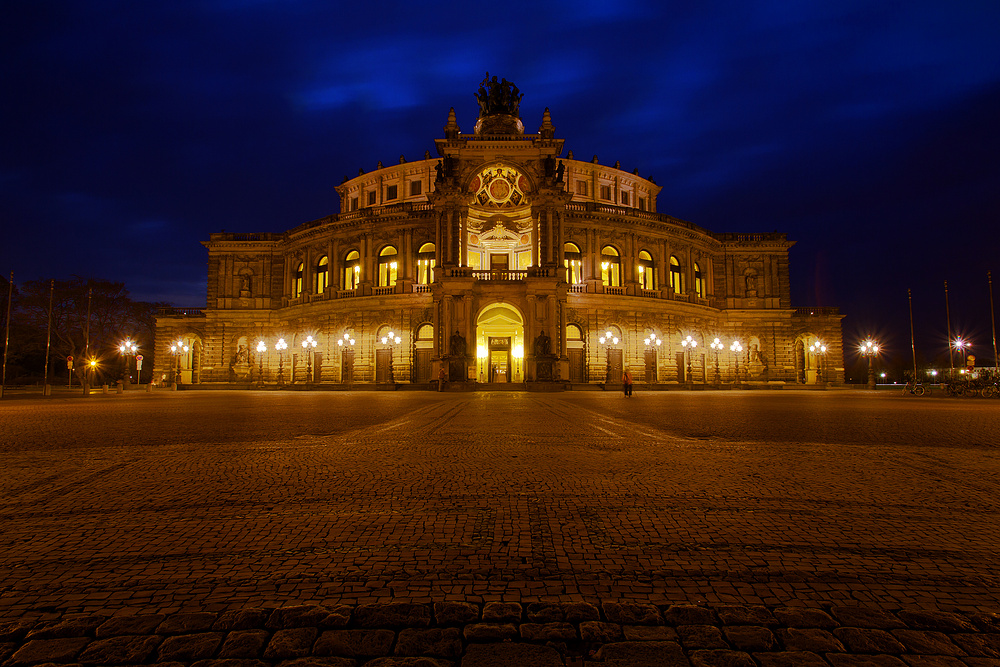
left=155, top=77, right=844, bottom=388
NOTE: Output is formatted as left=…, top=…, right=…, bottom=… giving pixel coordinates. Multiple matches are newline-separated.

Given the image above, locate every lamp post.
left=380, top=330, right=401, bottom=383
left=859, top=338, right=879, bottom=389
left=810, top=340, right=828, bottom=384
left=88, top=358, right=97, bottom=392
left=710, top=337, right=723, bottom=384
left=256, top=340, right=267, bottom=387
left=275, top=338, right=288, bottom=385
left=336, top=332, right=355, bottom=385
left=952, top=338, right=970, bottom=370
left=730, top=340, right=744, bottom=384
left=681, top=335, right=697, bottom=384
left=170, top=340, right=188, bottom=387
left=643, top=335, right=662, bottom=384
left=301, top=335, right=317, bottom=383
left=119, top=339, right=138, bottom=385
left=598, top=330, right=619, bottom=384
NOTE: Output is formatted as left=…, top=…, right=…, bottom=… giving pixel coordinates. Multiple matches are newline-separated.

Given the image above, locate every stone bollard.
left=102, top=385, right=109, bottom=394
left=145, top=383, right=152, bottom=393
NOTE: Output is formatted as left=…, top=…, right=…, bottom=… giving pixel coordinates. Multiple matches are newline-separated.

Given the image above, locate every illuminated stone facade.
left=155, top=83, right=844, bottom=388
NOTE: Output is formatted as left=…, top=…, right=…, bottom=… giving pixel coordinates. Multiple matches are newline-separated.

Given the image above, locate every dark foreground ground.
left=1, top=389, right=998, bottom=666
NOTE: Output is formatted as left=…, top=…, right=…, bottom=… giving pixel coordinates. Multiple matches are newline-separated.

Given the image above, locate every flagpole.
left=1, top=272, right=13, bottom=399
left=907, top=288, right=917, bottom=382
left=944, top=280, right=954, bottom=377
left=44, top=279, right=54, bottom=394
left=84, top=285, right=92, bottom=394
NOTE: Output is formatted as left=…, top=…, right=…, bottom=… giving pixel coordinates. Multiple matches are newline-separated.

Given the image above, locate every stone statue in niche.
left=449, top=330, right=466, bottom=358
left=556, top=160, right=565, bottom=183
left=239, top=274, right=252, bottom=297
left=534, top=330, right=553, bottom=358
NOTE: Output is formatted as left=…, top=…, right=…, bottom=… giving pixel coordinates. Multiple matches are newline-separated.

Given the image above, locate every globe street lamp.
left=275, top=338, right=288, bottom=385
left=859, top=338, right=880, bottom=390
left=170, top=340, right=188, bottom=387
left=810, top=340, right=828, bottom=384
left=336, top=332, right=355, bottom=385
left=119, top=339, right=138, bottom=385
left=301, top=335, right=317, bottom=383
left=598, top=330, right=619, bottom=384
left=256, top=340, right=267, bottom=387
left=380, top=330, right=401, bottom=383
left=681, top=335, right=697, bottom=384
left=710, top=337, right=723, bottom=384
left=643, top=335, right=662, bottom=384
left=730, top=340, right=743, bottom=384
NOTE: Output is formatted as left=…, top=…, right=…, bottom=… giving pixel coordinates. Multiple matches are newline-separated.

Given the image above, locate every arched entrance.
left=476, top=303, right=524, bottom=383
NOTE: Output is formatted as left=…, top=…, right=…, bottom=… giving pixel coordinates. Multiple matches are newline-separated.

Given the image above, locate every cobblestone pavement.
left=1, top=390, right=998, bottom=665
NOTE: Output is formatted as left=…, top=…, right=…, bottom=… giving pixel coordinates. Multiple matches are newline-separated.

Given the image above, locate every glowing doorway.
left=476, top=303, right=524, bottom=383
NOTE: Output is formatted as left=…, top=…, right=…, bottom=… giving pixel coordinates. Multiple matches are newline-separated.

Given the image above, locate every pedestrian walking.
left=622, top=369, right=633, bottom=397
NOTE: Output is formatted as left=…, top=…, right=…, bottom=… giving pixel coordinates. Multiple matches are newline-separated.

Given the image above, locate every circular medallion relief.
left=489, top=179, right=511, bottom=200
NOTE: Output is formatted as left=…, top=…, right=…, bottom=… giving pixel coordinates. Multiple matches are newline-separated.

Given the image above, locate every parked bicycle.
left=902, top=380, right=926, bottom=396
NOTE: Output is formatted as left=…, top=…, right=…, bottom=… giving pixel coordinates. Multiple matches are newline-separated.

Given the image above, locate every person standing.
left=622, top=369, right=633, bottom=397
left=437, top=366, right=446, bottom=391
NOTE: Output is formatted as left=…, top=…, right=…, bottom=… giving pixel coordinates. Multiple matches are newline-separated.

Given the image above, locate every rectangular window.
left=638, top=197, right=646, bottom=212
left=576, top=181, right=588, bottom=196
left=599, top=184, right=612, bottom=201
left=386, top=185, right=398, bottom=200
left=620, top=191, right=629, bottom=206
left=350, top=197, right=358, bottom=211
left=410, top=180, right=422, bottom=196
left=367, top=190, right=377, bottom=206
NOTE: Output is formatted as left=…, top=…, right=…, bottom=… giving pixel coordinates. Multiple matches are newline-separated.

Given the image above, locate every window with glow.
left=601, top=246, right=621, bottom=287
left=694, top=262, right=704, bottom=298
left=638, top=250, right=655, bottom=290
left=293, top=262, right=304, bottom=298
left=344, top=250, right=360, bottom=289
left=670, top=255, right=683, bottom=294
left=315, top=256, right=329, bottom=293
left=417, top=243, right=436, bottom=284
left=378, top=246, right=398, bottom=287
left=564, top=242, right=582, bottom=284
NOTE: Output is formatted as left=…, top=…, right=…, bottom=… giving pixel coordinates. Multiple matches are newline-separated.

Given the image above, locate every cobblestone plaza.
left=1, top=390, right=998, bottom=665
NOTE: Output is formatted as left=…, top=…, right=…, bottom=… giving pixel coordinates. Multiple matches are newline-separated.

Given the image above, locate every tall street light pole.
left=276, top=338, right=288, bottom=386
left=730, top=340, right=743, bottom=384
left=681, top=335, right=697, bottom=385
left=1, top=271, right=12, bottom=399
left=710, top=337, right=723, bottom=385
left=301, top=335, right=317, bottom=384
left=810, top=340, right=827, bottom=385
left=944, top=280, right=955, bottom=377
left=859, top=339, right=880, bottom=390
left=43, top=279, right=54, bottom=395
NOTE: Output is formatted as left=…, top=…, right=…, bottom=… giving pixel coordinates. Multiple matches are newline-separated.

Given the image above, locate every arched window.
left=344, top=250, right=360, bottom=290
left=670, top=255, right=683, bottom=294
left=293, top=262, right=304, bottom=298
left=694, top=262, right=704, bottom=298
left=601, top=246, right=621, bottom=287
left=378, top=246, right=398, bottom=287
left=315, top=256, right=329, bottom=294
left=564, top=242, right=582, bottom=284
left=417, top=243, right=436, bottom=285
left=638, top=250, right=655, bottom=290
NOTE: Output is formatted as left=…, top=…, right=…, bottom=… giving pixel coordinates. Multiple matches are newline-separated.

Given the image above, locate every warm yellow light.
left=477, top=345, right=488, bottom=359
left=381, top=337, right=388, bottom=345
left=512, top=344, right=523, bottom=359
left=256, top=340, right=266, bottom=353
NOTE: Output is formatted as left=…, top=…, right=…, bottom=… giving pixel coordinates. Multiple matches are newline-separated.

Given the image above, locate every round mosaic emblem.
left=489, top=178, right=511, bottom=200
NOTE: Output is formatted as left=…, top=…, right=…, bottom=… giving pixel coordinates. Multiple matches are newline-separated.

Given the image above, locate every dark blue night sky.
left=3, top=1, right=999, bottom=367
